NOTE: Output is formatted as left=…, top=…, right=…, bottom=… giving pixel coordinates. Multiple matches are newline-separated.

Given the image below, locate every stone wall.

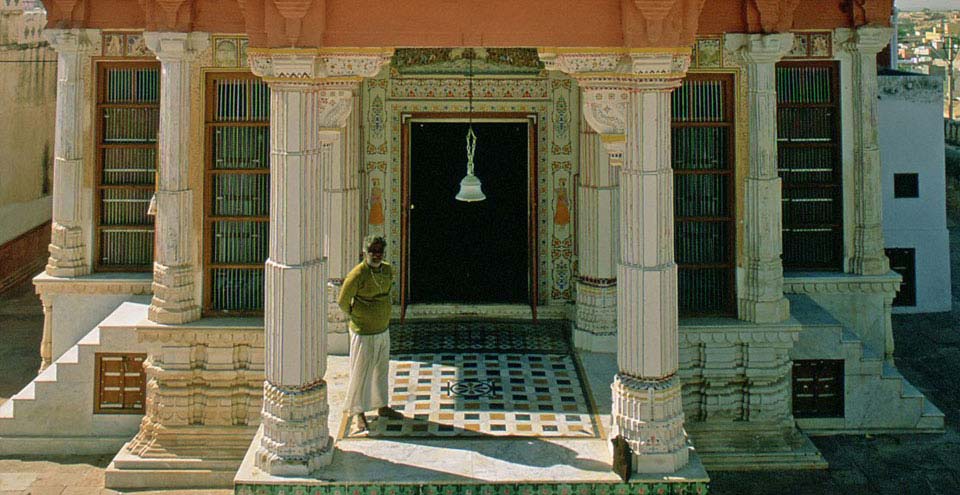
left=0, top=1, right=55, bottom=281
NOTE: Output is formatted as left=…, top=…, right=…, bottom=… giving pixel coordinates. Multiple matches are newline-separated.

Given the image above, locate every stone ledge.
left=679, top=317, right=802, bottom=345
left=33, top=272, right=153, bottom=296
left=137, top=316, right=265, bottom=345
left=783, top=271, right=901, bottom=295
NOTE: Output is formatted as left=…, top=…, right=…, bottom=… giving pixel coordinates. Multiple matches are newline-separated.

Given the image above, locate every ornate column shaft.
left=726, top=33, right=793, bottom=323
left=325, top=91, right=362, bottom=354
left=543, top=49, right=691, bottom=474
left=43, top=29, right=100, bottom=277
left=842, top=26, right=893, bottom=275
left=249, top=49, right=390, bottom=476
left=144, top=32, right=209, bottom=324
left=574, top=116, right=619, bottom=351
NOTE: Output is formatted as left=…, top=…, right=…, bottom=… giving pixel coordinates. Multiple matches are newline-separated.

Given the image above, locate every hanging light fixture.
left=455, top=51, right=486, bottom=202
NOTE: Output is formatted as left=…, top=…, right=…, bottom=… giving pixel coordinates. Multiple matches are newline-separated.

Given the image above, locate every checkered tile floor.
left=390, top=320, right=570, bottom=354
left=342, top=351, right=598, bottom=439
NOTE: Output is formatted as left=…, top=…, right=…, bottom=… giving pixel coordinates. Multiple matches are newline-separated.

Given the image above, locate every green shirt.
left=337, top=261, right=393, bottom=335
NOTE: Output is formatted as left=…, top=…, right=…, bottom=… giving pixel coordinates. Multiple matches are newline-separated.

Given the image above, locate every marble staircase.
left=0, top=300, right=148, bottom=454
left=788, top=295, right=944, bottom=434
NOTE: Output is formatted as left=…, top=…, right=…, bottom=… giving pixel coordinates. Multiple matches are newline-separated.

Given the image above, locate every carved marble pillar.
left=325, top=91, right=362, bottom=355
left=249, top=49, right=390, bottom=476
left=43, top=29, right=100, bottom=277
left=144, top=32, right=209, bottom=324
left=543, top=49, right=691, bottom=473
left=726, top=33, right=793, bottom=323
left=574, top=115, right=619, bottom=352
left=841, top=26, right=893, bottom=276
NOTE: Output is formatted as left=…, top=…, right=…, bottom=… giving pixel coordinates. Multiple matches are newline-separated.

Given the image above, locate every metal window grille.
left=95, top=63, right=159, bottom=271
left=204, top=73, right=270, bottom=314
left=671, top=74, right=736, bottom=316
left=94, top=353, right=147, bottom=414
left=777, top=61, right=843, bottom=271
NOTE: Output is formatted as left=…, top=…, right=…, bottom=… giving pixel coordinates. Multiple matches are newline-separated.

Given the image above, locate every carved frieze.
left=782, top=273, right=901, bottom=295
left=392, top=48, right=543, bottom=76
left=388, top=78, right=550, bottom=100
left=33, top=273, right=153, bottom=296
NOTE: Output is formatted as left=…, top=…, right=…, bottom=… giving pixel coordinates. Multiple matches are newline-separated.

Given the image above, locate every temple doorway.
left=402, top=118, right=537, bottom=309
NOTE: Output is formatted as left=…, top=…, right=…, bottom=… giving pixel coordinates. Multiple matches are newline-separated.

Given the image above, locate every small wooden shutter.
left=886, top=248, right=917, bottom=307
left=792, top=359, right=844, bottom=418
left=95, top=353, right=147, bottom=414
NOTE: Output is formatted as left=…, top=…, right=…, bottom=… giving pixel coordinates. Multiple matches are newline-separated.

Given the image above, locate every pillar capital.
left=247, top=47, right=393, bottom=84
left=837, top=26, right=894, bottom=55
left=143, top=31, right=210, bottom=61
left=42, top=28, right=101, bottom=54
left=540, top=48, right=690, bottom=166
left=724, top=32, right=795, bottom=66
left=538, top=48, right=690, bottom=88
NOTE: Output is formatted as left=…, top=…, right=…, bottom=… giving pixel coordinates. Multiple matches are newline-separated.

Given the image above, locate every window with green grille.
left=95, top=63, right=159, bottom=271
left=671, top=73, right=736, bottom=316
left=204, top=73, right=270, bottom=314
left=776, top=61, right=843, bottom=271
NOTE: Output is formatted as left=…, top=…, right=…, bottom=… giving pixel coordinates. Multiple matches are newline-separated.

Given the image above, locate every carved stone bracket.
left=539, top=48, right=691, bottom=166
left=725, top=32, right=795, bottom=66
left=748, top=0, right=801, bottom=33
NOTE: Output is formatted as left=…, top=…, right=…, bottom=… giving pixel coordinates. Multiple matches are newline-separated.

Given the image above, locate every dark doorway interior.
left=409, top=121, right=528, bottom=304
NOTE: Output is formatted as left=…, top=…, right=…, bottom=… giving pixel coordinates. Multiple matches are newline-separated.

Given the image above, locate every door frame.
left=400, top=113, right=539, bottom=321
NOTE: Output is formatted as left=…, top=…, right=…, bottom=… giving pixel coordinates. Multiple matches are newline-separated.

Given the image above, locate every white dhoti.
left=344, top=328, right=391, bottom=415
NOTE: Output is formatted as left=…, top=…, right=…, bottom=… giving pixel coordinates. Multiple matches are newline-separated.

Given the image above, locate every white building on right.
left=878, top=70, right=952, bottom=313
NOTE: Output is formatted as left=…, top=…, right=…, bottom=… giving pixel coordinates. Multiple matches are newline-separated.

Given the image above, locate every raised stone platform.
left=235, top=333, right=710, bottom=494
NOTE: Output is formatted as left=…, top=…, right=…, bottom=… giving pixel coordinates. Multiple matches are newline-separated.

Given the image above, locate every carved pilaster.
left=249, top=48, right=390, bottom=476
left=839, top=26, right=893, bottom=276
left=143, top=32, right=209, bottom=324
left=324, top=91, right=361, bottom=355
left=43, top=28, right=101, bottom=277
left=574, top=118, right=619, bottom=352
left=726, top=33, right=794, bottom=324
left=542, top=48, right=692, bottom=473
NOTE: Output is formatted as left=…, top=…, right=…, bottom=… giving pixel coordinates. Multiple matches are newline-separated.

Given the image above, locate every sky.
left=897, top=0, right=960, bottom=10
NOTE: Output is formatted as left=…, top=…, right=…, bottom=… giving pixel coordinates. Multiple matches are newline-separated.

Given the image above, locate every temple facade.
left=0, top=0, right=945, bottom=492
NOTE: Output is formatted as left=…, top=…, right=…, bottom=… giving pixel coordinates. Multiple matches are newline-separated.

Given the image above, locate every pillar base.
left=255, top=441, right=334, bottom=477
left=45, top=223, right=88, bottom=277
left=574, top=279, right=617, bottom=353
left=256, top=380, right=334, bottom=476
left=631, top=444, right=691, bottom=474
left=610, top=373, right=689, bottom=474
left=737, top=296, right=790, bottom=324
left=149, top=263, right=199, bottom=324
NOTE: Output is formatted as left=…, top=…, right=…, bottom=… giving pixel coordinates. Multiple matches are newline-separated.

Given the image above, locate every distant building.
left=0, top=1, right=56, bottom=293
left=878, top=71, right=952, bottom=313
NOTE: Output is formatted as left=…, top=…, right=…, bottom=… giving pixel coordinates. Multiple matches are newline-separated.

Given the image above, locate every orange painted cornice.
left=44, top=0, right=893, bottom=48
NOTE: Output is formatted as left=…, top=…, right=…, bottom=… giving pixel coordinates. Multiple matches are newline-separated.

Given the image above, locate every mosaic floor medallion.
left=342, top=321, right=599, bottom=439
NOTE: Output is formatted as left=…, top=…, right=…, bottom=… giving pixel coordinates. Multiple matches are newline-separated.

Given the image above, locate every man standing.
left=338, top=235, right=404, bottom=431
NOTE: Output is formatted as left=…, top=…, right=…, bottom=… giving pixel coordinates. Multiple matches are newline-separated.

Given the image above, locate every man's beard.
left=366, top=257, right=382, bottom=268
